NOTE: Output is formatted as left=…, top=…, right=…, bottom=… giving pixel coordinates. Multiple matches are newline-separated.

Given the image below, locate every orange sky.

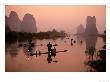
left=5, top=5, right=106, bottom=34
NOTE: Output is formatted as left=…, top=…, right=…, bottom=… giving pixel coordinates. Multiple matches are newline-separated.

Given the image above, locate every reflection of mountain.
left=85, top=36, right=97, bottom=53
left=21, top=13, right=37, bottom=33
left=85, top=16, right=98, bottom=36
left=84, top=36, right=97, bottom=72
left=76, top=35, right=84, bottom=45
left=8, top=43, right=18, bottom=58
left=84, top=36, right=106, bottom=72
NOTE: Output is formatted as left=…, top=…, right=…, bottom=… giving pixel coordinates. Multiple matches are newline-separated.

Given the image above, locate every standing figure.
left=47, top=42, right=52, bottom=53
left=28, top=40, right=32, bottom=45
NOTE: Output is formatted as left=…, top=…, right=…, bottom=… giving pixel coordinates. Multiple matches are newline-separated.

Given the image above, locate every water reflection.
left=5, top=35, right=105, bottom=72
left=76, top=35, right=84, bottom=45
left=83, top=36, right=106, bottom=72
left=6, top=43, right=19, bottom=58
left=85, top=36, right=97, bottom=54
left=22, top=41, right=67, bottom=64
left=83, top=36, right=97, bottom=71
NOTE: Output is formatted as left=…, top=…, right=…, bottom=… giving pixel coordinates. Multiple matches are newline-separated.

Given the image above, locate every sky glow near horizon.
left=5, top=5, right=106, bottom=34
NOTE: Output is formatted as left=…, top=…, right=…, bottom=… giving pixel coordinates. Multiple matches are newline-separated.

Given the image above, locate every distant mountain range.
left=5, top=11, right=37, bottom=33
left=76, top=24, right=85, bottom=35
left=76, top=16, right=98, bottom=36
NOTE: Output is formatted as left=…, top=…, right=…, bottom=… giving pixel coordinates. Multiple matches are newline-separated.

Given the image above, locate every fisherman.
left=28, top=40, right=32, bottom=45
left=71, top=38, right=73, bottom=42
left=47, top=42, right=52, bottom=53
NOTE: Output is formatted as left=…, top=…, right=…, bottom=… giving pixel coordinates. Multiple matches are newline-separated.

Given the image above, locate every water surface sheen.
left=5, top=36, right=104, bottom=72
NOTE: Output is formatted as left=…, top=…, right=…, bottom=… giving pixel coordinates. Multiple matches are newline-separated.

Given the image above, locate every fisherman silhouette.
left=47, top=42, right=52, bottom=52
left=28, top=40, right=32, bottom=45
left=71, top=38, right=73, bottom=42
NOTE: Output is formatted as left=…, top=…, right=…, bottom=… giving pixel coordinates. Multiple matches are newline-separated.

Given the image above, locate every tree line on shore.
left=5, top=25, right=66, bottom=43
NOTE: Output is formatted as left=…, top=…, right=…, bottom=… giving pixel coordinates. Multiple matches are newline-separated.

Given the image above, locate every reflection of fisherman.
left=47, top=42, right=52, bottom=52
left=51, top=47, right=56, bottom=57
left=47, top=52, right=52, bottom=63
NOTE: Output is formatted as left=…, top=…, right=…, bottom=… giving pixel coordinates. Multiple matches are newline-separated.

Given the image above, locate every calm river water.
left=5, top=35, right=105, bottom=72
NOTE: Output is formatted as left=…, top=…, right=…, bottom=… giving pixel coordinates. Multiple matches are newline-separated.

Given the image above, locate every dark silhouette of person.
left=47, top=42, right=52, bottom=52
left=28, top=40, right=32, bottom=45
left=71, top=38, right=73, bottom=41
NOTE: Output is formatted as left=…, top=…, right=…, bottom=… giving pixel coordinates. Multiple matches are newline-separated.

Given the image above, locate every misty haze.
left=5, top=5, right=106, bottom=72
